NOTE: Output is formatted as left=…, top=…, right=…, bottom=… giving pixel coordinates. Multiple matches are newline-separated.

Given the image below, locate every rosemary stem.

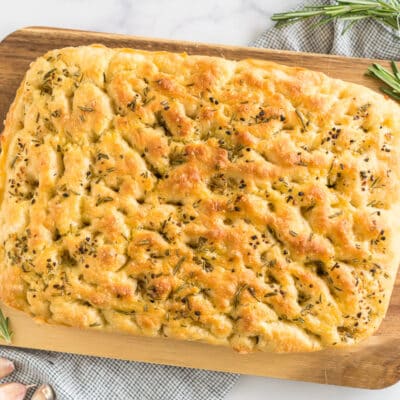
left=367, top=62, right=400, bottom=102
left=271, top=0, right=400, bottom=33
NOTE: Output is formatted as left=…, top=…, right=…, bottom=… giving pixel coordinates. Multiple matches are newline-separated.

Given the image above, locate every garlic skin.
left=0, top=382, right=28, bottom=400
left=31, top=384, right=55, bottom=400
left=0, top=357, right=15, bottom=379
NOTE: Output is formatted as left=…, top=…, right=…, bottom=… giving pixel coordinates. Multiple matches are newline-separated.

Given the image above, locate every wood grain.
left=0, top=27, right=399, bottom=389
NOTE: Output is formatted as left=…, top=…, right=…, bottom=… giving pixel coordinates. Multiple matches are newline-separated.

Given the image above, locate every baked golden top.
left=1, top=45, right=400, bottom=353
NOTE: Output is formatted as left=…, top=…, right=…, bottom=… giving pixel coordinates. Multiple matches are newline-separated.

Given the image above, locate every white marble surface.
left=0, top=1, right=399, bottom=399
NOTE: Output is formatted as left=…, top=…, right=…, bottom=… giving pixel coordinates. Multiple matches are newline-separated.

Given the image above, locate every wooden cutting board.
left=0, top=26, right=399, bottom=390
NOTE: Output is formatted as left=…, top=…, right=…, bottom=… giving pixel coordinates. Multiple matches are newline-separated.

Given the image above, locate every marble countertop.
left=1, top=1, right=399, bottom=399
left=0, top=0, right=301, bottom=46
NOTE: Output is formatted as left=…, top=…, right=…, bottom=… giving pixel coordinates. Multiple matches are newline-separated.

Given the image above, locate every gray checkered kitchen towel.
left=2, top=1, right=399, bottom=399
left=252, top=0, right=400, bottom=60
left=0, top=346, right=237, bottom=399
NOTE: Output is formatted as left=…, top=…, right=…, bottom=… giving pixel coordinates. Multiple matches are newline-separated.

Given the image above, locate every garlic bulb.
left=0, top=357, right=15, bottom=379
left=0, top=382, right=29, bottom=400
left=31, top=384, right=55, bottom=400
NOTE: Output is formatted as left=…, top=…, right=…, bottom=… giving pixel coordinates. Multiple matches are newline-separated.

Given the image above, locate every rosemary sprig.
left=272, top=0, right=400, bottom=33
left=367, top=61, right=400, bottom=101
left=0, top=309, right=12, bottom=344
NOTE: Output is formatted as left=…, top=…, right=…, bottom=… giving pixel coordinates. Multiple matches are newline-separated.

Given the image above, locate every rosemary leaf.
left=233, top=283, right=248, bottom=308
left=96, top=196, right=114, bottom=206
left=173, top=256, right=186, bottom=275
left=78, top=105, right=94, bottom=112
left=0, top=309, right=12, bottom=344
left=367, top=61, right=400, bottom=102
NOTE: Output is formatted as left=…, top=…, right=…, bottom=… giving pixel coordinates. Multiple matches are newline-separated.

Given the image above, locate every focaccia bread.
left=1, top=45, right=400, bottom=353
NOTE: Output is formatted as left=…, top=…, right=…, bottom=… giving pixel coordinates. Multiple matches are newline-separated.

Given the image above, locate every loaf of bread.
left=1, top=45, right=399, bottom=353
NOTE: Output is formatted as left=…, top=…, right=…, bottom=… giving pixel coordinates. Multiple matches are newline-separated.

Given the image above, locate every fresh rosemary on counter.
left=272, top=1, right=400, bottom=103
left=367, top=61, right=400, bottom=100
left=0, top=309, right=12, bottom=344
left=272, top=0, right=400, bottom=34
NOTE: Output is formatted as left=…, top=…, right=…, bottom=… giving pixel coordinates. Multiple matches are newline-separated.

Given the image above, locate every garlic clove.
left=0, top=382, right=29, bottom=400
left=0, top=357, right=15, bottom=379
left=31, top=384, right=55, bottom=400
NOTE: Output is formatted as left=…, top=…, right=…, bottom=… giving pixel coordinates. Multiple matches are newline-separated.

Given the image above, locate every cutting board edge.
left=2, top=336, right=399, bottom=390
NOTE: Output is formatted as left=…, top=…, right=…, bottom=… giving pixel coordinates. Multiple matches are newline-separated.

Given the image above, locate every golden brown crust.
left=1, top=45, right=400, bottom=353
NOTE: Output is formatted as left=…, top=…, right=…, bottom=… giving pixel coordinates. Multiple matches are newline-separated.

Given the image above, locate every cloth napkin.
left=1, top=1, right=399, bottom=399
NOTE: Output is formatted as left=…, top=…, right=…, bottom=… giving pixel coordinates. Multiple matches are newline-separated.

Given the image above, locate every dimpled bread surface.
left=1, top=45, right=400, bottom=353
